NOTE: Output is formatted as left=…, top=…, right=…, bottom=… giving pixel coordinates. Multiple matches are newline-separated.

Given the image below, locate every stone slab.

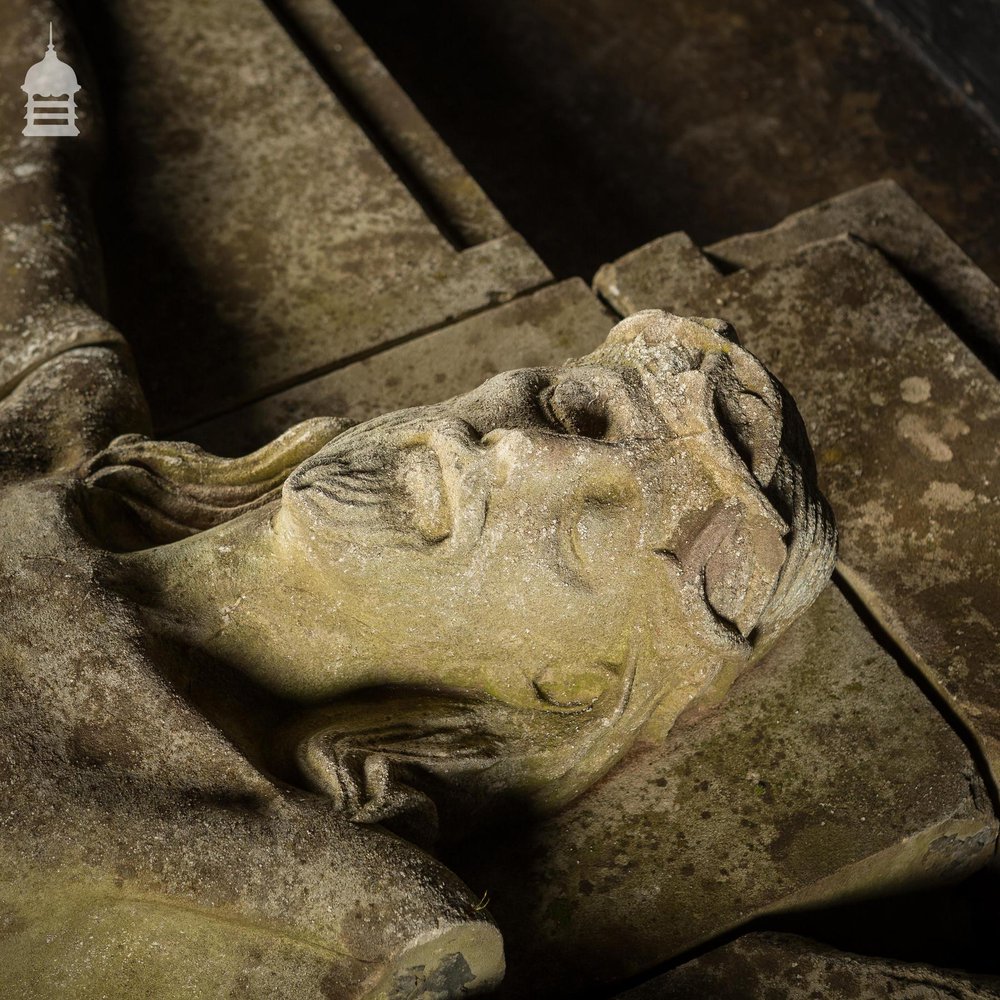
left=275, top=0, right=509, bottom=247
left=93, top=0, right=549, bottom=430
left=451, top=583, right=996, bottom=998
left=337, top=0, right=1000, bottom=288
left=187, top=278, right=614, bottom=455
left=618, top=932, right=1000, bottom=999
left=706, top=180, right=1000, bottom=366
left=595, top=231, right=722, bottom=319
left=595, top=234, right=1000, bottom=799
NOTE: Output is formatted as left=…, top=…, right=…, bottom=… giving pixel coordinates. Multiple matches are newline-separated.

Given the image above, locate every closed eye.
left=713, top=388, right=782, bottom=484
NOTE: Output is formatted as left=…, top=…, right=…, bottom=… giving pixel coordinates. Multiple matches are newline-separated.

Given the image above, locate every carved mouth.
left=397, top=442, right=452, bottom=544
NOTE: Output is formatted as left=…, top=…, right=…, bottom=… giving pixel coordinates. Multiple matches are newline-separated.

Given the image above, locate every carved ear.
left=316, top=746, right=441, bottom=847
left=273, top=688, right=627, bottom=843
left=713, top=382, right=783, bottom=486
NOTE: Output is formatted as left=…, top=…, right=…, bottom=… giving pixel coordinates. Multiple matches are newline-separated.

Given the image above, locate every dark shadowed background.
left=335, top=0, right=1000, bottom=284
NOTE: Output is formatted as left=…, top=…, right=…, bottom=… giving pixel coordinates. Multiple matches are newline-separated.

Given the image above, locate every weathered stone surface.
left=0, top=3, right=126, bottom=396
left=338, top=0, right=1000, bottom=289
left=617, top=932, right=1000, bottom=999
left=596, top=233, right=1000, bottom=798
left=3, top=9, right=840, bottom=993
left=94, top=0, right=549, bottom=430
left=0, top=779, right=504, bottom=1000
left=188, top=278, right=614, bottom=455
left=1, top=301, right=841, bottom=998
left=93, top=309, right=837, bottom=829
left=8, top=7, right=998, bottom=995
left=1, top=8, right=519, bottom=995
left=707, top=180, right=1000, bottom=365
left=595, top=231, right=721, bottom=319
left=454, top=584, right=996, bottom=998
left=275, top=0, right=509, bottom=247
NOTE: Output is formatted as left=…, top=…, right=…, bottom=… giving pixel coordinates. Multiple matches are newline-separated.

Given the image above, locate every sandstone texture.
left=708, top=180, right=1000, bottom=365
left=455, top=583, right=996, bottom=998
left=94, top=0, right=550, bottom=429
left=0, top=2, right=125, bottom=396
left=275, top=0, right=510, bottom=247
left=188, top=278, right=614, bottom=454
left=617, top=932, right=1000, bottom=999
left=5, top=0, right=1000, bottom=992
left=596, top=231, right=1000, bottom=801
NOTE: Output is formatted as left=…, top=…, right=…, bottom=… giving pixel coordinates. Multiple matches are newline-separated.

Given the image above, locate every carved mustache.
left=287, top=413, right=479, bottom=543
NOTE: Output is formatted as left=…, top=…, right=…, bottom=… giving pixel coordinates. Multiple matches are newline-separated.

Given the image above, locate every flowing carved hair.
left=80, top=417, right=352, bottom=550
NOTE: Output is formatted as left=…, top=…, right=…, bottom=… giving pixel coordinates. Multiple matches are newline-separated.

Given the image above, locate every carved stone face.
left=87, top=310, right=834, bottom=821
left=273, top=312, right=832, bottom=731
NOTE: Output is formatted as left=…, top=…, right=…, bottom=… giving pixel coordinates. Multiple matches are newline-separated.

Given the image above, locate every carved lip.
left=397, top=441, right=453, bottom=544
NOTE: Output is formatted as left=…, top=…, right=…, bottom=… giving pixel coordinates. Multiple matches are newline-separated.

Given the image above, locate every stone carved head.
left=85, top=311, right=835, bottom=840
